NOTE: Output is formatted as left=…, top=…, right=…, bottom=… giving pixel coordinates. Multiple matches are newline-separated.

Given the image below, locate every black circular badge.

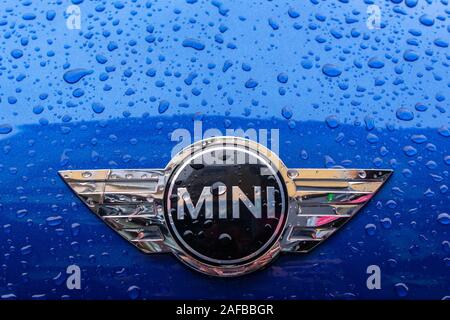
left=164, top=144, right=287, bottom=266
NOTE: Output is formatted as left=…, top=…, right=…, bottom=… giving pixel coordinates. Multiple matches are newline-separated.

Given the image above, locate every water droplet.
left=368, top=57, right=384, bottom=69
left=325, top=115, right=339, bottom=128
left=381, top=218, right=392, bottom=229
left=434, top=38, right=448, bottom=48
left=444, top=156, right=450, bottom=165
left=95, top=54, right=108, bottom=64
left=158, top=100, right=170, bottom=114
left=277, top=73, right=288, bottom=84
left=287, top=170, right=299, bottom=178
left=396, top=108, right=414, bottom=121
left=322, top=64, right=342, bottom=77
left=11, top=49, right=23, bottom=59
left=91, top=102, right=105, bottom=114
left=438, top=126, right=450, bottom=137
left=366, top=133, right=379, bottom=144
left=301, top=59, right=313, bottom=69
left=394, top=283, right=409, bottom=297
left=437, top=213, right=449, bottom=225
left=403, top=146, right=418, bottom=157
left=245, top=78, right=258, bottom=88
left=288, top=7, right=300, bottom=18
left=183, top=230, right=194, bottom=239
left=82, top=171, right=92, bottom=178
left=403, top=50, right=419, bottom=62
left=300, top=150, right=309, bottom=160
left=127, top=286, right=141, bottom=300
left=419, top=14, right=434, bottom=26
left=182, top=38, right=205, bottom=51
left=281, top=106, right=293, bottom=119
left=21, top=245, right=32, bottom=255
left=0, top=124, right=13, bottom=134
left=218, top=233, right=232, bottom=242
left=46, top=216, right=63, bottom=226
left=411, top=134, right=427, bottom=144
left=63, top=68, right=94, bottom=84
left=365, top=224, right=377, bottom=236
left=415, top=103, right=428, bottom=112
left=405, top=0, right=418, bottom=8
left=22, top=13, right=36, bottom=20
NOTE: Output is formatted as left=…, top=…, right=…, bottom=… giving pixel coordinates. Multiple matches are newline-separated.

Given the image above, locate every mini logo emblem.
left=166, top=144, right=287, bottom=268
left=59, top=136, right=392, bottom=276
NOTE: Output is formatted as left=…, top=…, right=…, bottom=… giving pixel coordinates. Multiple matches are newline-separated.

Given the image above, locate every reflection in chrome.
left=59, top=169, right=172, bottom=254
left=281, top=168, right=392, bottom=253
left=59, top=136, right=392, bottom=277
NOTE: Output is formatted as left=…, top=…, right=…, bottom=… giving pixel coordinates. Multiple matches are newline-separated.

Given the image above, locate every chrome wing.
left=59, top=169, right=175, bottom=253
left=280, top=169, right=392, bottom=252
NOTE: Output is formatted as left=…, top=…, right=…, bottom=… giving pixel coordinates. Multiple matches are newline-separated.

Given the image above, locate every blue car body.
left=0, top=0, right=448, bottom=299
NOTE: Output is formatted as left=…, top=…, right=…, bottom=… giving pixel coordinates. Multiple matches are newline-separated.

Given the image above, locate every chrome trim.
left=59, top=168, right=174, bottom=254
left=280, top=168, right=392, bottom=253
left=59, top=136, right=392, bottom=276
left=162, top=139, right=287, bottom=275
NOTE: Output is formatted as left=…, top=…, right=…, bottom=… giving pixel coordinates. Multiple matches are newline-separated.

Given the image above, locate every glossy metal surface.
left=59, top=137, right=391, bottom=276
left=0, top=0, right=449, bottom=299
left=281, top=168, right=392, bottom=253
left=58, top=169, right=172, bottom=254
